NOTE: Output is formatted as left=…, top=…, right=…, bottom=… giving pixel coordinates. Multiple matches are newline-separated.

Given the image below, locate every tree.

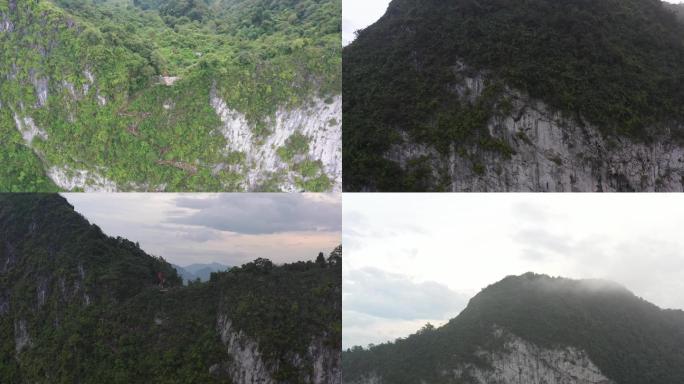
left=315, top=252, right=326, bottom=267
left=327, top=245, right=342, bottom=266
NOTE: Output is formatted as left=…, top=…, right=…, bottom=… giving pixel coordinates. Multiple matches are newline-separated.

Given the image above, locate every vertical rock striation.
left=387, top=69, right=684, bottom=192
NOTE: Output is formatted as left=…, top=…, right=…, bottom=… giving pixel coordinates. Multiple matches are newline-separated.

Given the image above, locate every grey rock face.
left=36, top=277, right=48, bottom=307
left=14, top=318, right=31, bottom=353
left=31, top=75, right=49, bottom=108
left=216, top=314, right=341, bottom=384
left=451, top=330, right=614, bottom=384
left=1, top=12, right=13, bottom=32
left=308, top=337, right=342, bottom=384
left=211, top=86, right=342, bottom=192
left=387, top=69, right=684, bottom=192
left=217, top=314, right=276, bottom=384
left=346, top=329, right=613, bottom=384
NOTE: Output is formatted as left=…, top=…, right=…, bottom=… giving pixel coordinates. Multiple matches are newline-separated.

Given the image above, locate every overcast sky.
left=342, top=0, right=684, bottom=45
left=343, top=193, right=684, bottom=349
left=63, top=193, right=341, bottom=267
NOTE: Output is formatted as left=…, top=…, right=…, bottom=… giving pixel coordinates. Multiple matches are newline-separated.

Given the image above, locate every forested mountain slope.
left=0, top=194, right=342, bottom=383
left=0, top=0, right=341, bottom=192
left=342, top=273, right=684, bottom=384
left=343, top=0, right=684, bottom=192
left=667, top=3, right=684, bottom=22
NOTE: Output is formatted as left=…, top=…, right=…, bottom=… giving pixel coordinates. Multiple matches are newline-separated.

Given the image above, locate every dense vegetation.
left=0, top=194, right=342, bottom=383
left=343, top=0, right=684, bottom=191
left=0, top=0, right=340, bottom=191
left=342, top=273, right=684, bottom=384
left=668, top=3, right=684, bottom=22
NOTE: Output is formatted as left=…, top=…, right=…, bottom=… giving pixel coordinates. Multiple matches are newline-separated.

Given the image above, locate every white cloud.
left=62, top=193, right=341, bottom=266
left=343, top=0, right=390, bottom=45
left=343, top=193, right=684, bottom=348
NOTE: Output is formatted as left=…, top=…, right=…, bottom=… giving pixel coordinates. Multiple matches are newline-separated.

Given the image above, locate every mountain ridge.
left=342, top=272, right=684, bottom=384
left=0, top=194, right=342, bottom=383
left=343, top=0, right=684, bottom=191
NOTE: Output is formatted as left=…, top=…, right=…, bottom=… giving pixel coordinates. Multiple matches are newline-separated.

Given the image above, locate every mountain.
left=174, top=262, right=231, bottom=283
left=0, top=194, right=341, bottom=383
left=173, top=264, right=199, bottom=282
left=343, top=0, right=684, bottom=192
left=0, top=0, right=341, bottom=192
left=342, top=273, right=684, bottom=384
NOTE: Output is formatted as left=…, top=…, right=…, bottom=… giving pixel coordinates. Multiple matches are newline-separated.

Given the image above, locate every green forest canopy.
left=342, top=0, right=684, bottom=191
left=0, top=0, right=340, bottom=191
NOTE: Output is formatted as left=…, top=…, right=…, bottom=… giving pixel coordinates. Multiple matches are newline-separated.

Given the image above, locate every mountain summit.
left=0, top=194, right=341, bottom=383
left=342, top=273, right=684, bottom=384
left=343, top=0, right=684, bottom=192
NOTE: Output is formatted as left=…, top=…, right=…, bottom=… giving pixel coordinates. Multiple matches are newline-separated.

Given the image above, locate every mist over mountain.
left=343, top=0, right=684, bottom=192
left=0, top=194, right=341, bottom=383
left=667, top=2, right=684, bottom=21
left=342, top=273, right=684, bottom=384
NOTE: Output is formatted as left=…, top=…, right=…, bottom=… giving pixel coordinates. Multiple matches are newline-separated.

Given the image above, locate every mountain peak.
left=343, top=0, right=684, bottom=191
left=343, top=273, right=684, bottom=383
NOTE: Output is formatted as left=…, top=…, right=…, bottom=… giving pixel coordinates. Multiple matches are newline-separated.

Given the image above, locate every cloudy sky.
left=343, top=193, right=684, bottom=349
left=342, top=0, right=684, bottom=45
left=63, top=193, right=341, bottom=267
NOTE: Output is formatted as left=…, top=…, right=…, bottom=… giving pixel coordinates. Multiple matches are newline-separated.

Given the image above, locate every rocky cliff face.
left=346, top=328, right=613, bottom=384
left=451, top=329, right=613, bottom=384
left=387, top=66, right=684, bottom=192
left=1, top=1, right=341, bottom=192
left=216, top=314, right=341, bottom=384
left=211, top=90, right=342, bottom=192
left=4, top=63, right=341, bottom=192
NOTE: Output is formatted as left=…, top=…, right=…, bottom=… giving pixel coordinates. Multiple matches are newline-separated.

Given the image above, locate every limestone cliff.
left=451, top=329, right=613, bottom=384
left=346, top=328, right=613, bottom=384
left=0, top=0, right=341, bottom=192
left=342, top=274, right=684, bottom=384
left=387, top=68, right=684, bottom=192
left=215, top=315, right=341, bottom=384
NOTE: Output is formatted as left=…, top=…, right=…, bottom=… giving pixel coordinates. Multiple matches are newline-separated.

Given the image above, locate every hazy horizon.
left=63, top=193, right=341, bottom=267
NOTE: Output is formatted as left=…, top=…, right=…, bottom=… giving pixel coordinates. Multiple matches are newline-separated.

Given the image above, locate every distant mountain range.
left=173, top=262, right=232, bottom=284
left=343, top=273, right=684, bottom=384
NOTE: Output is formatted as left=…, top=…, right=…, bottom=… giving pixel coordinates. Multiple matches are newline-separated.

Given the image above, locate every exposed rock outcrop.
left=387, top=67, right=684, bottom=192
left=308, top=337, right=342, bottom=384
left=1, top=12, right=13, bottom=32
left=216, top=314, right=341, bottom=384
left=13, top=114, right=48, bottom=145
left=451, top=329, right=614, bottom=384
left=217, top=315, right=276, bottom=384
left=14, top=318, right=32, bottom=353
left=47, top=165, right=117, bottom=192
left=346, top=329, right=613, bottom=384
left=211, top=88, right=342, bottom=191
